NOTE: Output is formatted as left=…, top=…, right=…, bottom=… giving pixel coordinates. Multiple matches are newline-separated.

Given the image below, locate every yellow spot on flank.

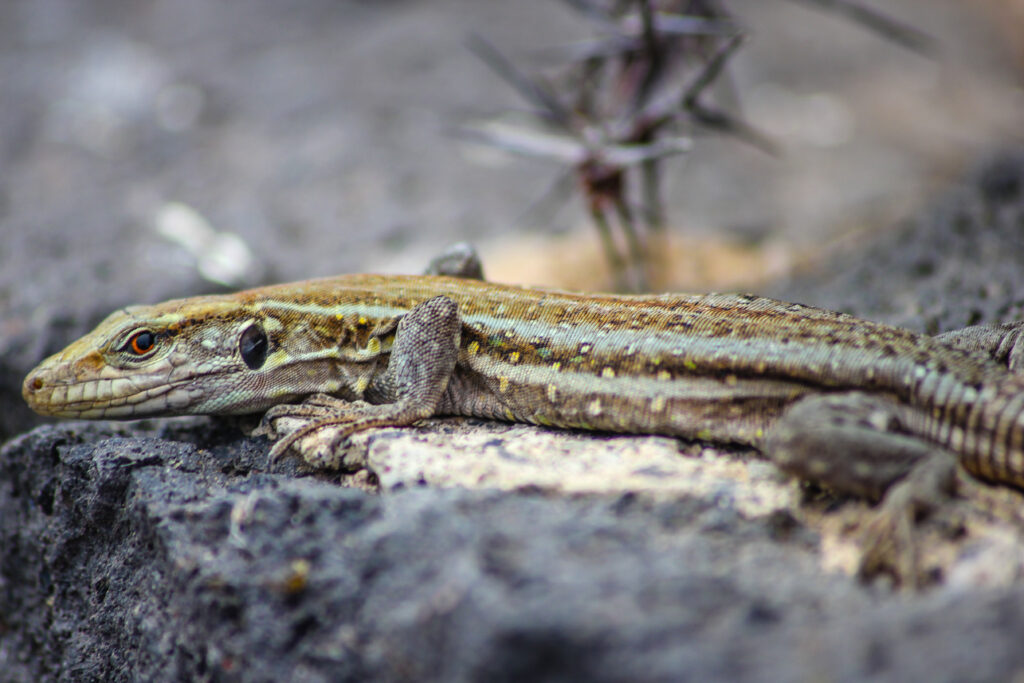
left=505, top=408, right=516, bottom=421
left=588, top=399, right=602, bottom=416
left=552, top=362, right=561, bottom=372
left=510, top=351, right=520, bottom=364
left=358, top=316, right=368, bottom=325
left=651, top=396, right=666, bottom=413
left=499, top=376, right=510, bottom=393
left=602, top=367, right=615, bottom=379
left=657, top=370, right=670, bottom=382
left=468, top=341, right=480, bottom=356
left=366, top=338, right=381, bottom=354
left=683, top=359, right=697, bottom=371
left=354, top=376, right=370, bottom=395
left=547, top=384, right=558, bottom=402
left=755, top=428, right=764, bottom=439
left=335, top=314, right=344, bottom=321
left=725, top=375, right=738, bottom=386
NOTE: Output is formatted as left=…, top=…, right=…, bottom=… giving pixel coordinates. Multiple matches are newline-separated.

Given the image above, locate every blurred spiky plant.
left=464, top=0, right=932, bottom=291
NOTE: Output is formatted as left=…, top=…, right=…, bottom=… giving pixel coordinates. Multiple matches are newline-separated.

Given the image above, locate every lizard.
left=21, top=244, right=1024, bottom=580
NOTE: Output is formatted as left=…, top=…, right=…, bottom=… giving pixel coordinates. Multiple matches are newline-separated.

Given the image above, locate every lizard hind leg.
left=765, top=392, right=958, bottom=586
left=766, top=392, right=937, bottom=500
left=934, top=321, right=1024, bottom=372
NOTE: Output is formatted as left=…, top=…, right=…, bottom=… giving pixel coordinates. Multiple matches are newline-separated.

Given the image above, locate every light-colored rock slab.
left=351, top=419, right=1024, bottom=588
left=357, top=419, right=798, bottom=518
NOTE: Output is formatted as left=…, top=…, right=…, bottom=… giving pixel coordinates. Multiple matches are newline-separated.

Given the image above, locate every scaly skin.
left=21, top=272, right=1024, bottom=490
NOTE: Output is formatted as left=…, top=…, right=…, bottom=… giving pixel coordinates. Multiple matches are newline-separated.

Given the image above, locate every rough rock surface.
left=6, top=420, right=1024, bottom=683
left=772, top=150, right=1024, bottom=334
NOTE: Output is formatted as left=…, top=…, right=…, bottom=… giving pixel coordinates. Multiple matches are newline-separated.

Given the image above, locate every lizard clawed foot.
left=258, top=394, right=378, bottom=469
left=265, top=418, right=362, bottom=469
left=764, top=392, right=965, bottom=587
left=256, top=394, right=363, bottom=437
left=856, top=488, right=920, bottom=585
left=855, top=453, right=958, bottom=587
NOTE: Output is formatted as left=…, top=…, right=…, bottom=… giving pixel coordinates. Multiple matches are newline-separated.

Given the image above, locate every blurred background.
left=1, top=0, right=1022, bottom=308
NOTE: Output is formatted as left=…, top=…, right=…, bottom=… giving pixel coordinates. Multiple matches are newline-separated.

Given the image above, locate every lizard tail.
left=953, top=374, right=1024, bottom=489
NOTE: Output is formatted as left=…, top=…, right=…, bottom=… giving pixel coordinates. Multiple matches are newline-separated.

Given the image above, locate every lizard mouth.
left=22, top=367, right=203, bottom=419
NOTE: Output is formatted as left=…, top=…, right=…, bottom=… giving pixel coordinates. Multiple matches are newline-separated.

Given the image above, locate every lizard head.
left=22, top=296, right=295, bottom=419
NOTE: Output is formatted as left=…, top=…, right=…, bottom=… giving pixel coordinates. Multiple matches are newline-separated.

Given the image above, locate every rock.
left=6, top=417, right=1024, bottom=681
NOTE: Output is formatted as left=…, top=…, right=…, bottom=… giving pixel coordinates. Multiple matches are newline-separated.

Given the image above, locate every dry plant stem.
left=785, top=0, right=936, bottom=54
left=613, top=194, right=648, bottom=290
left=588, top=203, right=630, bottom=289
left=640, top=157, right=664, bottom=233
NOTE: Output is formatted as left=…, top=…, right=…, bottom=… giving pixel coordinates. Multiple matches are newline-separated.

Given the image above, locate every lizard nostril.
left=22, top=371, right=45, bottom=411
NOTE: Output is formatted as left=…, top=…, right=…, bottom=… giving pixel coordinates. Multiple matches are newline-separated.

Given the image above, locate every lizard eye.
left=239, top=324, right=268, bottom=370
left=125, top=331, right=156, bottom=356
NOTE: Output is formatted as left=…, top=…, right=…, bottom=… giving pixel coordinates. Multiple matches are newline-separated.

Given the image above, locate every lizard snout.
left=22, top=363, right=59, bottom=417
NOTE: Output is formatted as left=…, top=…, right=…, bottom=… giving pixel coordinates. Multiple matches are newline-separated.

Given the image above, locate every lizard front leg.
left=263, top=295, right=462, bottom=468
left=424, top=241, right=485, bottom=280
left=765, top=392, right=958, bottom=585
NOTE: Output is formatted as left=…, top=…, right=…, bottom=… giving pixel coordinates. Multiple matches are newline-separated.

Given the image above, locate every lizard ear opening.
left=239, top=324, right=268, bottom=370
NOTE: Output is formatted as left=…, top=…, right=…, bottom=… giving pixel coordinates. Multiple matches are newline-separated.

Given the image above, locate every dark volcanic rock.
left=773, top=150, right=1024, bottom=332
left=5, top=421, right=1024, bottom=682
